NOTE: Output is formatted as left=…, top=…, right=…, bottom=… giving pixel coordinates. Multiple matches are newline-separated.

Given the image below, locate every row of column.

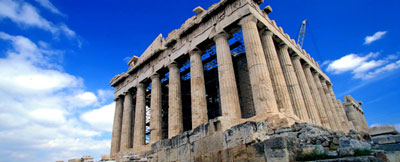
left=110, top=14, right=352, bottom=157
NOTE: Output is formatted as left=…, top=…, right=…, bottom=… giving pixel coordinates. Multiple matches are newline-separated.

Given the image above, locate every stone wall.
left=116, top=121, right=385, bottom=162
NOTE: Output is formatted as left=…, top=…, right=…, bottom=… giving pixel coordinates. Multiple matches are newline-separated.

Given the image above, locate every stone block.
left=166, top=147, right=178, bottom=162
left=375, top=143, right=400, bottom=151
left=274, top=127, right=293, bottom=134
left=385, top=150, right=400, bottom=162
left=208, top=151, right=222, bottom=162
left=338, top=147, right=355, bottom=157
left=152, top=139, right=171, bottom=153
left=369, top=125, right=399, bottom=137
left=177, top=144, right=191, bottom=161
left=326, top=150, right=338, bottom=157
left=220, top=149, right=232, bottom=162
left=373, top=150, right=388, bottom=162
left=246, top=142, right=266, bottom=161
left=300, top=145, right=324, bottom=154
left=224, top=121, right=268, bottom=148
left=372, top=135, right=400, bottom=145
left=230, top=145, right=248, bottom=161
left=190, top=139, right=207, bottom=157
left=170, top=131, right=189, bottom=148
left=339, top=137, right=371, bottom=150
left=204, top=132, right=225, bottom=153
left=263, top=137, right=299, bottom=162
left=188, top=123, right=209, bottom=143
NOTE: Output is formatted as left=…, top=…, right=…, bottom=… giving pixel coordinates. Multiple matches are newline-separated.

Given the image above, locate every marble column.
left=110, top=96, right=123, bottom=156
left=303, top=65, right=329, bottom=128
left=133, top=83, right=146, bottom=148
left=337, top=99, right=353, bottom=131
left=313, top=73, right=338, bottom=130
left=150, top=74, right=162, bottom=144
left=328, top=84, right=348, bottom=131
left=239, top=15, right=279, bottom=115
left=277, top=44, right=309, bottom=121
left=346, top=107, right=361, bottom=131
left=321, top=80, right=342, bottom=130
left=292, top=56, right=321, bottom=125
left=190, top=49, right=208, bottom=129
left=213, top=32, right=241, bottom=122
left=260, top=30, right=294, bottom=115
left=120, top=92, right=133, bottom=151
left=168, top=62, right=183, bottom=138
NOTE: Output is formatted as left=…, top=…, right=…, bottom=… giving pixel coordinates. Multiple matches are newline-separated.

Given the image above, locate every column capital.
left=168, top=62, right=179, bottom=69
left=260, top=29, right=274, bottom=37
left=312, top=71, right=320, bottom=77
left=122, top=91, right=130, bottom=96
left=303, top=63, right=311, bottom=69
left=238, top=15, right=257, bottom=26
left=279, top=43, right=289, bottom=50
left=291, top=54, right=301, bottom=61
left=137, top=82, right=145, bottom=89
left=213, top=32, right=230, bottom=41
left=189, top=48, right=203, bottom=57
left=150, top=73, right=159, bottom=80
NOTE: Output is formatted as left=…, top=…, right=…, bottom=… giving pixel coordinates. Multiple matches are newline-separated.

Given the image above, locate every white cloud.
left=364, top=31, right=387, bottom=45
left=97, top=89, right=114, bottom=104
left=81, top=102, right=115, bottom=132
left=72, top=92, right=99, bottom=107
left=327, top=52, right=378, bottom=74
left=362, top=60, right=400, bottom=79
left=0, top=32, right=111, bottom=162
left=326, top=52, right=400, bottom=80
left=0, top=0, right=75, bottom=37
left=34, top=0, right=65, bottom=16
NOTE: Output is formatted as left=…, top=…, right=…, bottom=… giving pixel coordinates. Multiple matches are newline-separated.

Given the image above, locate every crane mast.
left=297, top=19, right=308, bottom=48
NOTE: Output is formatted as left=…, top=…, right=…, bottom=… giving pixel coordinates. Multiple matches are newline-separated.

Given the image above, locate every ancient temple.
left=109, top=0, right=368, bottom=159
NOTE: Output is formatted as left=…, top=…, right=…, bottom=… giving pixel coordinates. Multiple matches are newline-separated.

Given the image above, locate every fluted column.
left=321, top=80, right=342, bottom=130
left=277, top=44, right=309, bottom=121
left=110, top=96, right=123, bottom=157
left=313, top=73, right=338, bottom=130
left=337, top=99, right=354, bottom=131
left=239, top=15, right=279, bottom=115
left=133, top=83, right=146, bottom=148
left=120, top=92, right=133, bottom=151
left=346, top=106, right=361, bottom=131
left=327, top=84, right=348, bottom=131
left=292, top=55, right=321, bottom=125
left=304, top=65, right=330, bottom=128
left=190, top=49, right=208, bottom=128
left=360, top=112, right=369, bottom=132
left=213, top=32, right=241, bottom=122
left=168, top=62, right=183, bottom=138
left=260, top=30, right=294, bottom=115
left=150, top=74, right=162, bottom=144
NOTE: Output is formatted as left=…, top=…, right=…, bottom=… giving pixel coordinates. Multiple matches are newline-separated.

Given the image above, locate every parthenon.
left=109, top=0, right=369, bottom=159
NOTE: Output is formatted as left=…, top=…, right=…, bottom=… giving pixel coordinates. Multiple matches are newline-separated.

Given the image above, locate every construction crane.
left=297, top=19, right=308, bottom=48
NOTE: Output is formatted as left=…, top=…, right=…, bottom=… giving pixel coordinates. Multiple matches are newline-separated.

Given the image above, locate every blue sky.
left=0, top=0, right=399, bottom=161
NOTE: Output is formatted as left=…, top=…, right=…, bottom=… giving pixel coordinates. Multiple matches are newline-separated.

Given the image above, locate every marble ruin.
left=109, top=0, right=369, bottom=160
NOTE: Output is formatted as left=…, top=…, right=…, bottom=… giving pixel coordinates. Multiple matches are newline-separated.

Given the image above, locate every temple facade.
left=109, top=0, right=368, bottom=158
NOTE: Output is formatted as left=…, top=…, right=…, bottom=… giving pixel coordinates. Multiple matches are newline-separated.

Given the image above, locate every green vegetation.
left=354, top=149, right=372, bottom=156
left=296, top=149, right=334, bottom=161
